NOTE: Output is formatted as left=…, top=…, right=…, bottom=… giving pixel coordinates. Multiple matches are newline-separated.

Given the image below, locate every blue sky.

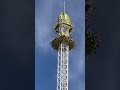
left=35, top=0, right=85, bottom=90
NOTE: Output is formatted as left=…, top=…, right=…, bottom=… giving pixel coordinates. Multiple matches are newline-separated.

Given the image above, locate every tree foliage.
left=85, top=0, right=101, bottom=57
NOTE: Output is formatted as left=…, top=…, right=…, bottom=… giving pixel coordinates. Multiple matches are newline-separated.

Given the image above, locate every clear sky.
left=35, top=0, right=85, bottom=90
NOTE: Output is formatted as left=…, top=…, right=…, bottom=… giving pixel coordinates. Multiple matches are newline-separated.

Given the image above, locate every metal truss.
left=57, top=42, right=69, bottom=90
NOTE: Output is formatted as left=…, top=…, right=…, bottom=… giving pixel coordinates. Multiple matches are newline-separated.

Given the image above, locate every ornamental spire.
left=64, top=1, right=66, bottom=12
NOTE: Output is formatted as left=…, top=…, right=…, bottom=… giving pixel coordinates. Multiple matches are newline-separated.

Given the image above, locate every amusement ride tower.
left=51, top=1, right=75, bottom=90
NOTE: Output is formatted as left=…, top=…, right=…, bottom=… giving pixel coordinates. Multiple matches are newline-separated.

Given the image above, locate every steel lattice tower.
left=51, top=2, right=75, bottom=90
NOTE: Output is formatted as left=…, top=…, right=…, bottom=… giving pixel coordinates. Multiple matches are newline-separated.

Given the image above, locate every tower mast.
left=51, top=2, right=75, bottom=90
left=64, top=1, right=65, bottom=12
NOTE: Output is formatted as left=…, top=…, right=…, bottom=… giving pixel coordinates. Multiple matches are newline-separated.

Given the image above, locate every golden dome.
left=57, top=12, right=71, bottom=25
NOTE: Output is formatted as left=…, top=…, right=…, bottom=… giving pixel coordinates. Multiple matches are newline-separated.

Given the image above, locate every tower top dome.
left=57, top=12, right=71, bottom=25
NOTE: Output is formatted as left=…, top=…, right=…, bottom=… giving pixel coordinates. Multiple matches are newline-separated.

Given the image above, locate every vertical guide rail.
left=57, top=45, right=60, bottom=90
left=66, top=44, right=69, bottom=90
left=60, top=43, right=63, bottom=90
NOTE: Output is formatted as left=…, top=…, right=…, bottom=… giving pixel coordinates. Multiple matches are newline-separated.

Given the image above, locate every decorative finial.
left=64, top=1, right=66, bottom=12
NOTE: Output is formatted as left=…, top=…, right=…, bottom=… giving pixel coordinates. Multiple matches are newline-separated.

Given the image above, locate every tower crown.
left=52, top=2, right=75, bottom=51
left=54, top=12, right=73, bottom=37
left=58, top=12, right=71, bottom=25
left=52, top=12, right=75, bottom=51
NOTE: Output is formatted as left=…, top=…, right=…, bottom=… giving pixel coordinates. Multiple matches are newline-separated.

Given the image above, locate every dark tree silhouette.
left=85, top=0, right=101, bottom=57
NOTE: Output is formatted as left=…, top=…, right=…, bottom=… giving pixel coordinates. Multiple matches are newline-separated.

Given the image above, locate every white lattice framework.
left=57, top=42, right=69, bottom=90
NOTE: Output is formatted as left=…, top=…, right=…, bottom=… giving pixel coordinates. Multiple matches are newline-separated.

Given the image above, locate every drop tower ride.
left=51, top=1, right=75, bottom=90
